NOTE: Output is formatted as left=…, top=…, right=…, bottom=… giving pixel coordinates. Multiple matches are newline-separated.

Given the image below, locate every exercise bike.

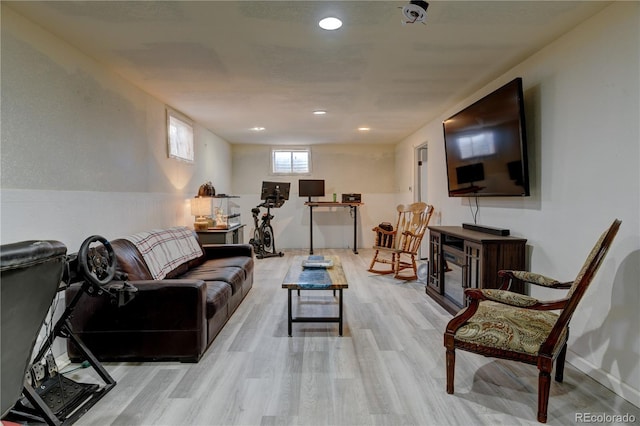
left=249, top=181, right=289, bottom=259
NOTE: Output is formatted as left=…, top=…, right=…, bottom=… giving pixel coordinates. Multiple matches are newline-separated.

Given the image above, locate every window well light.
left=319, top=17, right=342, bottom=31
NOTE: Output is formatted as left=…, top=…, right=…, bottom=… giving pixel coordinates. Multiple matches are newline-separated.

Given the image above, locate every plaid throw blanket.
left=124, top=227, right=203, bottom=280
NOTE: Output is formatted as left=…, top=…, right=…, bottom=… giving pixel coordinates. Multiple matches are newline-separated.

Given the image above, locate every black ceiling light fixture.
left=401, top=1, right=429, bottom=25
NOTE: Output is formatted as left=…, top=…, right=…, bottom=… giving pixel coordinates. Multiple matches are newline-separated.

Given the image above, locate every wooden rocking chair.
left=444, top=219, right=621, bottom=423
left=368, top=202, right=434, bottom=280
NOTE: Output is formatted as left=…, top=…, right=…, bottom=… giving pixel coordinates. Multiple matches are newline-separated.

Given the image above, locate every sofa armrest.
left=202, top=244, right=253, bottom=259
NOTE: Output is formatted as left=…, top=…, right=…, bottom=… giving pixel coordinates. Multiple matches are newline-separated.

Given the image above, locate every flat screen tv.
left=298, top=179, right=325, bottom=197
left=443, top=77, right=530, bottom=197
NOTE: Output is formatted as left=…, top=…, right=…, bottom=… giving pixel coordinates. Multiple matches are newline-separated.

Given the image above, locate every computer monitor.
left=298, top=179, right=325, bottom=198
left=260, top=181, right=290, bottom=207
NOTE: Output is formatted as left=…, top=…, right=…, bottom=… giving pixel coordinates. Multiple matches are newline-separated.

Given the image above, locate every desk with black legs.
left=304, top=201, right=364, bottom=255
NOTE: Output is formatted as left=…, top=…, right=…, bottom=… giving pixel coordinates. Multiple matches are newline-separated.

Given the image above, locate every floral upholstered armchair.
left=444, top=219, right=621, bottom=423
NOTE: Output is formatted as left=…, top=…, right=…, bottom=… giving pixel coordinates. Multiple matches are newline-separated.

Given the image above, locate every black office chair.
left=1, top=240, right=67, bottom=418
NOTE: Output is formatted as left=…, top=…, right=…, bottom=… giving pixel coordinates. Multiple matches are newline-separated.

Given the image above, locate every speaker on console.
left=462, top=223, right=510, bottom=236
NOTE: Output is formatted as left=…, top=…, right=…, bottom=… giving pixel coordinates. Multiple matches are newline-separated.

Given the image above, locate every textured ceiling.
left=5, top=1, right=610, bottom=145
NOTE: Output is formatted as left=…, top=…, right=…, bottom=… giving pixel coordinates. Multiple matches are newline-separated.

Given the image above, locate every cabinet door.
left=476, top=241, right=525, bottom=292
left=224, top=231, right=234, bottom=244
left=463, top=241, right=482, bottom=303
left=235, top=226, right=244, bottom=244
left=464, top=241, right=482, bottom=288
left=428, top=231, right=442, bottom=292
left=443, top=245, right=466, bottom=308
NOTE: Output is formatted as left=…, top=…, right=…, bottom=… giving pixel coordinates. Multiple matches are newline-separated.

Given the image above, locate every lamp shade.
left=190, top=197, right=212, bottom=217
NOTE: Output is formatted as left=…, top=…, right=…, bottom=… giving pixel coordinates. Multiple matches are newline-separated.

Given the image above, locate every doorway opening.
left=415, top=143, right=428, bottom=261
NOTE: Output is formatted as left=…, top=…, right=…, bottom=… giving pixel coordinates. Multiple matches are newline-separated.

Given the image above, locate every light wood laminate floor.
left=70, top=249, right=639, bottom=425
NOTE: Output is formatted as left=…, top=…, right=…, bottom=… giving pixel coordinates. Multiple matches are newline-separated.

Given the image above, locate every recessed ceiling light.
left=313, top=110, right=327, bottom=115
left=250, top=127, right=265, bottom=131
left=319, top=17, right=342, bottom=31
left=358, top=127, right=371, bottom=131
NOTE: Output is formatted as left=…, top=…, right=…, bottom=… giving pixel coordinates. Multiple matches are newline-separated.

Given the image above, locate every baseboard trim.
left=567, top=350, right=640, bottom=408
left=56, top=353, right=72, bottom=371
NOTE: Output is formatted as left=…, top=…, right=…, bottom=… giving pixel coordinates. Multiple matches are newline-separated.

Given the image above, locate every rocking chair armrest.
left=372, top=227, right=396, bottom=236
left=465, top=288, right=568, bottom=311
left=498, top=270, right=573, bottom=289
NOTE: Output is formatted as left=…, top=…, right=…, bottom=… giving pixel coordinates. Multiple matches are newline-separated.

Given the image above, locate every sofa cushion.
left=454, top=301, right=565, bottom=356
left=200, top=256, right=254, bottom=280
left=183, top=264, right=245, bottom=295
left=205, top=281, right=232, bottom=319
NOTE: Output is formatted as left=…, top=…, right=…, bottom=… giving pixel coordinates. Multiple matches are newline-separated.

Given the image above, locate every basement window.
left=167, top=107, right=194, bottom=163
left=271, top=147, right=311, bottom=175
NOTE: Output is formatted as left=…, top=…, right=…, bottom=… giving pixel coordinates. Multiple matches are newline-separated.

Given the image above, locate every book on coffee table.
left=302, top=258, right=333, bottom=269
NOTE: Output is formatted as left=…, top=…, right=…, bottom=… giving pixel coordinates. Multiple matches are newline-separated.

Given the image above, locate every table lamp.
left=190, top=197, right=212, bottom=231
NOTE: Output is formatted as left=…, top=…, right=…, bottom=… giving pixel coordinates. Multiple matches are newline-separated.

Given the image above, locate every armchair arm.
left=464, top=288, right=568, bottom=311
left=472, top=288, right=539, bottom=307
left=445, top=297, right=481, bottom=335
left=498, top=270, right=573, bottom=289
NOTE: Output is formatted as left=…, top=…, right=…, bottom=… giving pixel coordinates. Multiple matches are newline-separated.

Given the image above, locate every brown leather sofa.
left=65, top=231, right=253, bottom=363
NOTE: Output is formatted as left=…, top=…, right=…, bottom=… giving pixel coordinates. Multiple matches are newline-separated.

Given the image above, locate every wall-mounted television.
left=298, top=179, right=325, bottom=197
left=443, top=77, right=530, bottom=197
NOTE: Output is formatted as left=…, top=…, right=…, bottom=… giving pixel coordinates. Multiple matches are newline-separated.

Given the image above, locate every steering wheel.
left=78, top=235, right=116, bottom=289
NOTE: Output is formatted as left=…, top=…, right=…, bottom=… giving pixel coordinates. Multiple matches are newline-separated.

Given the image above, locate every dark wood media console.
left=426, top=225, right=527, bottom=315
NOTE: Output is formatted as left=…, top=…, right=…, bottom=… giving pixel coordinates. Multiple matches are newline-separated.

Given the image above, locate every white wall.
left=0, top=6, right=234, bottom=359
left=231, top=143, right=397, bottom=250
left=396, top=3, right=640, bottom=405
left=0, top=6, right=233, bottom=250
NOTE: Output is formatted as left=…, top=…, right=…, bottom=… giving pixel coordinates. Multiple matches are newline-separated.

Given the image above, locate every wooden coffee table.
left=282, top=255, right=348, bottom=336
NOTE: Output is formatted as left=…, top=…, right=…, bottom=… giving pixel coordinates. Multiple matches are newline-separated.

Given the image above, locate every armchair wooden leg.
left=446, top=348, right=455, bottom=394
left=537, top=369, right=551, bottom=423
left=555, top=342, right=567, bottom=383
